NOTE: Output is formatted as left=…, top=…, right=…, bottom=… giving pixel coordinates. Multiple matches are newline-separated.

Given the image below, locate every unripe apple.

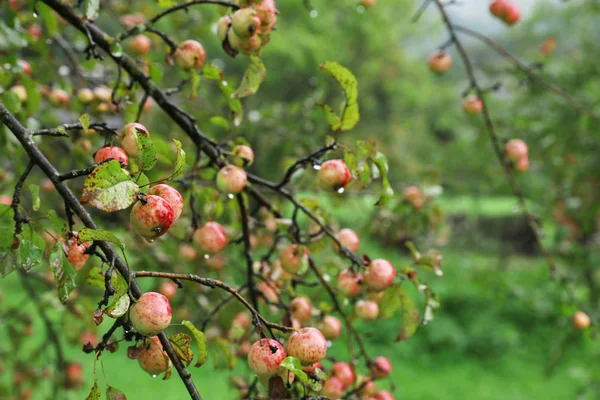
left=65, top=362, right=84, bottom=388
left=93, top=146, right=129, bottom=167
left=290, top=297, right=312, bottom=323
left=17, top=59, right=31, bottom=75
left=95, top=102, right=111, bottom=114
left=489, top=0, right=507, bottom=18
left=363, top=259, right=396, bottom=292
left=428, top=50, right=453, bottom=74
left=573, top=311, right=591, bottom=330
left=10, top=85, right=27, bottom=104
left=204, top=253, right=227, bottom=271
left=119, top=122, right=149, bottom=157
left=355, top=299, right=379, bottom=321
left=403, top=186, right=423, bottom=209
left=319, top=315, right=342, bottom=340
left=159, top=281, right=178, bottom=300
left=49, top=88, right=70, bottom=107
left=248, top=338, right=287, bottom=377
left=286, top=327, right=327, bottom=365
left=335, top=228, right=360, bottom=253
left=193, top=221, right=228, bottom=254
left=232, top=311, right=252, bottom=329
left=359, top=0, right=376, bottom=8
left=130, top=195, right=175, bottom=242
left=174, top=40, right=207, bottom=71
left=216, top=165, right=248, bottom=194
left=129, top=292, right=172, bottom=336
left=120, top=13, right=147, bottom=28
left=321, top=376, right=344, bottom=398
left=147, top=184, right=184, bottom=220
left=361, top=379, right=377, bottom=397
left=462, top=95, right=483, bottom=115
left=318, top=160, right=352, bottom=191
left=257, top=281, right=280, bottom=303
left=337, top=269, right=362, bottom=297
left=232, top=8, right=261, bottom=38
left=93, top=86, right=112, bottom=103
left=79, top=330, right=99, bottom=347
left=331, top=361, right=355, bottom=388
left=178, top=243, right=198, bottom=261
left=279, top=244, right=309, bottom=274
left=515, top=156, right=529, bottom=172
left=370, top=356, right=392, bottom=378
left=130, top=35, right=152, bottom=55
left=66, top=233, right=90, bottom=271
left=254, top=0, right=278, bottom=27
left=77, top=88, right=95, bottom=104
left=233, top=145, right=255, bottom=167
left=503, top=2, right=520, bottom=25
left=138, top=336, right=170, bottom=376
left=504, top=139, right=528, bottom=162
left=217, top=15, right=232, bottom=42
left=236, top=340, right=252, bottom=357
left=374, top=390, right=395, bottom=400
left=227, top=29, right=262, bottom=54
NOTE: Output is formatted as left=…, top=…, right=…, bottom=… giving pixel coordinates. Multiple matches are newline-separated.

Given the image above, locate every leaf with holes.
left=319, top=61, right=359, bottom=132
left=233, top=55, right=266, bottom=99
left=48, top=242, right=76, bottom=303
left=81, top=160, right=139, bottom=212
left=168, top=139, right=186, bottom=181
left=396, top=287, right=420, bottom=342
left=105, top=294, right=130, bottom=318
left=182, top=320, right=208, bottom=367
left=135, top=130, right=158, bottom=171
left=18, top=237, right=42, bottom=272
left=78, top=228, right=124, bottom=250
left=169, top=333, right=194, bottom=367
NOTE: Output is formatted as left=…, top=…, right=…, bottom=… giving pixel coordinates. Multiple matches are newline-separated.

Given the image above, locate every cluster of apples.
left=504, top=138, right=529, bottom=172
left=489, top=0, right=521, bottom=26
left=217, top=0, right=278, bottom=56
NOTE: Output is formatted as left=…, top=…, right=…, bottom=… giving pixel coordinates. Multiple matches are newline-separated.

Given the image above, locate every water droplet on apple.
left=144, top=237, right=155, bottom=244
left=227, top=193, right=234, bottom=199
left=337, top=187, right=345, bottom=194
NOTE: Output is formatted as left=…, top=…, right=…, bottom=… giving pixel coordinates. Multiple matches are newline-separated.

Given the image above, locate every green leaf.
left=319, top=61, right=360, bottom=131
left=79, top=114, right=91, bottom=133
left=2, top=90, right=21, bottom=114
left=202, top=64, right=223, bottom=81
left=370, top=152, right=394, bottom=206
left=45, top=209, right=67, bottom=237
left=0, top=249, right=19, bottom=277
left=396, top=287, right=420, bottom=342
left=104, top=294, right=130, bottom=318
left=343, top=151, right=358, bottom=174
left=233, top=55, right=266, bottom=99
left=210, top=116, right=229, bottom=130
left=18, top=238, right=42, bottom=272
left=169, top=139, right=186, bottom=180
left=169, top=333, right=194, bottom=367
left=379, top=284, right=403, bottom=319
left=78, top=228, right=124, bottom=250
left=81, top=160, right=139, bottom=212
left=355, top=139, right=376, bottom=160
left=37, top=3, right=58, bottom=36
left=149, top=63, right=164, bottom=84
left=48, top=242, right=76, bottom=303
left=85, top=382, right=101, bottom=400
left=157, top=0, right=175, bottom=7
left=202, top=65, right=242, bottom=118
left=136, top=173, right=150, bottom=189
left=20, top=74, right=41, bottom=115
left=358, top=161, right=371, bottom=187
left=84, top=0, right=100, bottom=20
left=106, top=386, right=127, bottom=400
left=215, top=337, right=236, bottom=370
left=28, top=184, right=40, bottom=211
left=190, top=70, right=201, bottom=100
left=318, top=104, right=341, bottom=131
left=110, top=42, right=123, bottom=57
left=280, top=356, right=309, bottom=384
left=182, top=320, right=208, bottom=367
left=135, top=130, right=158, bottom=171
left=0, top=21, right=27, bottom=52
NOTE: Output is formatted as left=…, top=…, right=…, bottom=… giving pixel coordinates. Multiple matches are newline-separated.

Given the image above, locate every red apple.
left=428, top=50, right=452, bottom=74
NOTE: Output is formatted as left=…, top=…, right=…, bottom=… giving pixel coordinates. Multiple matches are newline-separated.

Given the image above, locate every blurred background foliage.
left=1, top=0, right=599, bottom=399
